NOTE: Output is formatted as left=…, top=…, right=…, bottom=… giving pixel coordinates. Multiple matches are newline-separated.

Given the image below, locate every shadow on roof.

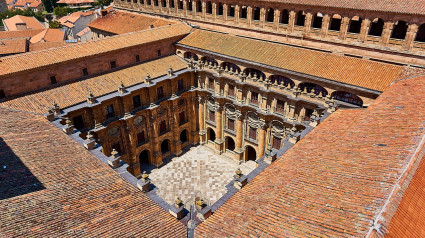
left=0, top=137, right=45, bottom=200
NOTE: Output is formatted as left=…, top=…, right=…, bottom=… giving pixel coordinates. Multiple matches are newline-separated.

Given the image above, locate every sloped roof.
left=88, top=10, right=175, bottom=35
left=0, top=23, right=191, bottom=76
left=76, top=26, right=91, bottom=37
left=0, top=55, right=188, bottom=114
left=3, top=15, right=44, bottom=31
left=178, top=29, right=403, bottom=92
left=58, top=11, right=96, bottom=26
left=29, top=29, right=65, bottom=43
left=56, top=0, right=95, bottom=4
left=0, top=38, right=27, bottom=55
left=196, top=74, right=425, bottom=237
left=0, top=107, right=186, bottom=237
left=0, top=29, right=44, bottom=40
left=29, top=41, right=68, bottom=52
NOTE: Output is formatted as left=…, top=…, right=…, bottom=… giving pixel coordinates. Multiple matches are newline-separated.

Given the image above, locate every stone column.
left=321, top=14, right=330, bottom=38
left=359, top=18, right=371, bottom=42
left=212, top=3, right=216, bottom=20
left=124, top=118, right=140, bottom=176
left=257, top=124, right=266, bottom=158
left=190, top=95, right=199, bottom=144
left=198, top=96, right=206, bottom=144
left=288, top=10, right=296, bottom=33
left=183, top=0, right=187, bottom=16
left=215, top=103, right=224, bottom=154
left=403, top=24, right=419, bottom=50
left=171, top=104, right=182, bottom=155
left=260, top=8, right=266, bottom=28
left=202, top=1, right=206, bottom=19
left=150, top=114, right=163, bottom=167
left=247, top=6, right=252, bottom=27
left=339, top=17, right=350, bottom=40
left=380, top=21, right=394, bottom=46
left=235, top=113, right=244, bottom=161
left=166, top=0, right=170, bottom=13
left=235, top=5, right=240, bottom=24
left=192, top=0, right=196, bottom=17
left=304, top=12, right=312, bottom=34
left=223, top=4, right=227, bottom=22
left=273, top=9, right=280, bottom=30
left=174, top=0, right=178, bottom=13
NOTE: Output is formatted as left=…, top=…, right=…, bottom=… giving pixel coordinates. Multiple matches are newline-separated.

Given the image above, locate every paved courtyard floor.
left=148, top=145, right=256, bottom=206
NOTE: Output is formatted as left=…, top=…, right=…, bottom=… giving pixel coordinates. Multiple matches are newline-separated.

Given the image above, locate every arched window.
left=161, top=0, right=166, bottom=7
left=329, top=14, right=342, bottom=31
left=227, top=5, right=235, bottom=17
left=178, top=0, right=183, bottom=9
left=187, top=0, right=192, bottom=10
left=196, top=0, right=202, bottom=12
left=296, top=10, right=305, bottom=26
left=221, top=62, right=240, bottom=73
left=170, top=0, right=174, bottom=8
left=244, top=68, right=266, bottom=81
left=147, top=0, right=151, bottom=5
left=391, top=21, right=408, bottom=39
left=202, top=57, right=218, bottom=67
left=153, top=0, right=158, bottom=6
left=218, top=3, right=223, bottom=15
left=348, top=16, right=362, bottom=34
left=206, top=1, right=212, bottom=14
left=332, top=91, right=363, bottom=106
left=415, top=23, right=425, bottom=42
left=184, top=52, right=199, bottom=61
left=266, top=8, right=274, bottom=22
left=269, top=75, right=295, bottom=88
left=312, top=12, right=323, bottom=29
left=369, top=18, right=384, bottom=36
left=280, top=9, right=289, bottom=24
left=299, top=83, right=328, bottom=97
left=240, top=5, right=247, bottom=19
left=253, top=7, right=260, bottom=21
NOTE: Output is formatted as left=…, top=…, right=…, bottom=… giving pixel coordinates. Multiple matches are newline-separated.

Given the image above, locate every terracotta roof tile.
left=0, top=23, right=191, bottom=76
left=0, top=107, right=186, bottom=237
left=0, top=29, right=43, bottom=39
left=29, top=29, right=65, bottom=43
left=29, top=41, right=68, bottom=52
left=178, top=30, right=403, bottom=92
left=0, top=55, right=188, bottom=114
left=196, top=74, right=425, bottom=237
left=56, top=0, right=94, bottom=4
left=88, top=10, right=176, bottom=35
left=0, top=38, right=27, bottom=55
left=3, top=15, right=44, bottom=31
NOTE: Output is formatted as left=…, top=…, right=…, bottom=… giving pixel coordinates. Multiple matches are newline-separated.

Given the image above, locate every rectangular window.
left=273, top=137, right=281, bottom=150
left=157, top=86, right=164, bottom=100
left=251, top=92, right=258, bottom=104
left=177, top=79, right=184, bottom=91
left=50, top=76, right=57, bottom=84
left=277, top=100, right=285, bottom=113
left=249, top=127, right=257, bottom=140
left=209, top=110, right=215, bottom=122
left=159, top=120, right=167, bottom=134
left=179, top=111, right=185, bottom=125
left=106, top=104, right=115, bottom=118
left=0, top=89, right=5, bottom=99
left=82, top=68, right=88, bottom=76
left=228, top=118, right=235, bottom=131
left=135, top=55, right=140, bottom=62
left=137, top=131, right=145, bottom=144
left=157, top=50, right=161, bottom=56
left=228, top=85, right=235, bottom=97
left=110, top=61, right=117, bottom=69
left=209, top=79, right=214, bottom=89
left=133, top=95, right=141, bottom=108
left=111, top=141, right=121, bottom=153
left=72, top=115, right=84, bottom=130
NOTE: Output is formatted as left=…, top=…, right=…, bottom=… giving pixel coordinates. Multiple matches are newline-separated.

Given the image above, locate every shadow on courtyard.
left=0, top=137, right=45, bottom=200
left=139, top=144, right=193, bottom=174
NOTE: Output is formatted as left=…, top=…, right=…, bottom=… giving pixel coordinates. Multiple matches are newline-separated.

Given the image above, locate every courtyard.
left=147, top=145, right=256, bottom=206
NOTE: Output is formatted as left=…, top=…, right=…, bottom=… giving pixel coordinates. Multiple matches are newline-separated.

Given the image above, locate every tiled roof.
left=28, top=0, right=42, bottom=7
left=0, top=55, right=188, bottom=114
left=29, top=41, right=68, bottom=52
left=262, top=0, right=425, bottom=16
left=76, top=26, right=91, bottom=37
left=58, top=11, right=96, bottom=26
left=0, top=29, right=44, bottom=39
left=178, top=30, right=404, bottom=92
left=56, top=0, right=95, bottom=4
left=88, top=10, right=175, bottom=35
left=0, top=107, right=186, bottom=237
left=0, top=38, right=27, bottom=55
left=29, top=29, right=65, bottom=43
left=0, top=23, right=191, bottom=76
left=196, top=74, right=425, bottom=237
left=3, top=15, right=44, bottom=31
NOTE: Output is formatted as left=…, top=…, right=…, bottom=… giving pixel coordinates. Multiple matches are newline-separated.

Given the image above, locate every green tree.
left=48, top=20, right=62, bottom=28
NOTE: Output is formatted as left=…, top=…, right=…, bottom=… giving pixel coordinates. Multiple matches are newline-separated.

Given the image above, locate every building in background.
left=7, top=0, right=44, bottom=12
left=59, top=11, right=98, bottom=40
left=0, top=0, right=7, bottom=12
left=56, top=0, right=96, bottom=9
left=2, top=15, right=45, bottom=31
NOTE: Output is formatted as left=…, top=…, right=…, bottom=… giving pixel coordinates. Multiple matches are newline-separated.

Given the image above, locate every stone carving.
left=134, top=115, right=145, bottom=126
left=107, top=127, right=119, bottom=136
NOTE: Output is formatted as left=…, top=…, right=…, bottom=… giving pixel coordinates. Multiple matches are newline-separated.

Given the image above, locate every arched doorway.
left=332, top=91, right=363, bottom=107
left=180, top=129, right=188, bottom=144
left=208, top=128, right=216, bottom=142
left=161, top=139, right=170, bottom=154
left=139, top=150, right=150, bottom=165
left=369, top=18, right=384, bottom=36
left=391, top=21, right=408, bottom=39
left=245, top=145, right=257, bottom=161
left=266, top=8, right=274, bottom=22
left=226, top=137, right=235, bottom=151
left=415, top=24, right=425, bottom=42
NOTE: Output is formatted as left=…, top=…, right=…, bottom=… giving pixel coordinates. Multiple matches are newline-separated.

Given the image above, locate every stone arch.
left=240, top=5, right=247, bottom=19
left=207, top=127, right=216, bottom=142
left=299, top=82, right=328, bottom=97
left=184, top=52, right=199, bottom=61
left=331, top=91, right=363, bottom=107
left=217, top=2, right=223, bottom=15
left=187, top=0, right=192, bottom=10
left=228, top=4, right=235, bottom=17
left=225, top=136, right=235, bottom=151
left=196, top=0, right=202, bottom=12
left=244, top=68, right=266, bottom=80
left=153, top=0, right=158, bottom=6
left=415, top=23, right=425, bottom=42
left=160, top=139, right=170, bottom=154
left=202, top=56, right=218, bottom=67
left=245, top=145, right=257, bottom=161
left=391, top=20, right=408, bottom=39
left=139, top=149, right=150, bottom=165
left=206, top=1, right=212, bottom=14
left=312, top=12, right=323, bottom=29
left=369, top=18, right=384, bottom=36
left=253, top=7, right=260, bottom=21
left=180, top=129, right=188, bottom=144
left=161, top=0, right=166, bottom=7
left=146, top=0, right=151, bottom=5
left=178, top=0, right=183, bottom=9
left=269, top=75, right=295, bottom=88
left=348, top=16, right=362, bottom=34
left=170, top=0, right=174, bottom=8
left=329, top=14, right=342, bottom=31
left=295, top=10, right=305, bottom=26
left=221, top=62, right=241, bottom=73
left=266, top=8, right=274, bottom=22
left=280, top=9, right=289, bottom=24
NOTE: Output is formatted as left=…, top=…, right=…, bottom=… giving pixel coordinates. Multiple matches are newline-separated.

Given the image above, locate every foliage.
left=53, top=6, right=77, bottom=17
left=0, top=9, right=45, bottom=26
left=48, top=20, right=62, bottom=28
left=42, top=0, right=59, bottom=12
left=93, top=0, right=113, bottom=7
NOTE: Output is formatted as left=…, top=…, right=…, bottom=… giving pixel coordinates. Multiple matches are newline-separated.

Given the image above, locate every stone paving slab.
left=149, top=145, right=255, bottom=206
